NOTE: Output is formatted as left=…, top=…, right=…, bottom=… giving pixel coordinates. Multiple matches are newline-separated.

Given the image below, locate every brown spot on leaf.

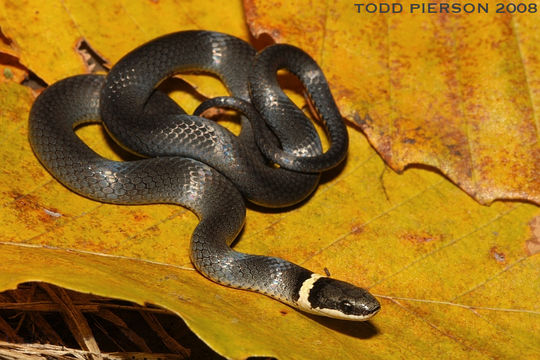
left=13, top=194, right=41, bottom=212
left=146, top=225, right=161, bottom=235
left=402, top=138, right=416, bottom=144
left=132, top=211, right=151, bottom=222
left=351, top=225, right=364, bottom=235
left=401, top=232, right=442, bottom=244
left=7, top=190, right=23, bottom=200
left=489, top=246, right=506, bottom=264
left=526, top=239, right=540, bottom=256
left=525, top=216, right=540, bottom=256
left=280, top=310, right=288, bottom=316
left=9, top=193, right=64, bottom=227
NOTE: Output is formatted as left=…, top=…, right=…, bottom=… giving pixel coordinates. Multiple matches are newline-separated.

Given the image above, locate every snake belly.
left=28, top=31, right=380, bottom=320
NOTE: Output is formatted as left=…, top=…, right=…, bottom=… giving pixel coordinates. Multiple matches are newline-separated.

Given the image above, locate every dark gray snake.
left=28, top=31, right=380, bottom=320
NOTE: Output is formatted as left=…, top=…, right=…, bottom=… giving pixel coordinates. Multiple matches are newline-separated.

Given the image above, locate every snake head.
left=297, top=275, right=380, bottom=321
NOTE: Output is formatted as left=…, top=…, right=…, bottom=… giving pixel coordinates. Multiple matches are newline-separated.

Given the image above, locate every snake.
left=28, top=30, right=380, bottom=321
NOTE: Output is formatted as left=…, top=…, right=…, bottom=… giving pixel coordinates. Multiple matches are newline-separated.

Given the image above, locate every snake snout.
left=358, top=291, right=381, bottom=317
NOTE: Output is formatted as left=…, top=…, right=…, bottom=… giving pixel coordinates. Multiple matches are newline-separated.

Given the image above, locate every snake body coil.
left=28, top=31, right=380, bottom=320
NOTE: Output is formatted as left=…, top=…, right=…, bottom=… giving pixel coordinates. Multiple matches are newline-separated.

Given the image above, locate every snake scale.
left=28, top=31, right=380, bottom=320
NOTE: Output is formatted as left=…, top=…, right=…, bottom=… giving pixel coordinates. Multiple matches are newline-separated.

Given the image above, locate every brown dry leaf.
left=244, top=0, right=540, bottom=205
left=0, top=32, right=28, bottom=84
left=1, top=1, right=539, bottom=359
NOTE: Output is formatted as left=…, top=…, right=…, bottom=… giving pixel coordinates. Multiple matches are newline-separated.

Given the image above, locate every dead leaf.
left=0, top=31, right=28, bottom=84
left=244, top=0, right=540, bottom=205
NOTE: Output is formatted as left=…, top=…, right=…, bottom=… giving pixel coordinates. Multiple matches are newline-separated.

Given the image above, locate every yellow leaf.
left=244, top=0, right=540, bottom=205
left=1, top=1, right=539, bottom=359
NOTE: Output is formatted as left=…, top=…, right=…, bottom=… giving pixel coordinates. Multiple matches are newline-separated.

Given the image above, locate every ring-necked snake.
left=28, top=30, right=380, bottom=320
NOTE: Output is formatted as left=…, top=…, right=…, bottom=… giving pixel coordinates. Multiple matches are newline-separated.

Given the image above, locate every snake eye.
left=339, top=300, right=354, bottom=314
